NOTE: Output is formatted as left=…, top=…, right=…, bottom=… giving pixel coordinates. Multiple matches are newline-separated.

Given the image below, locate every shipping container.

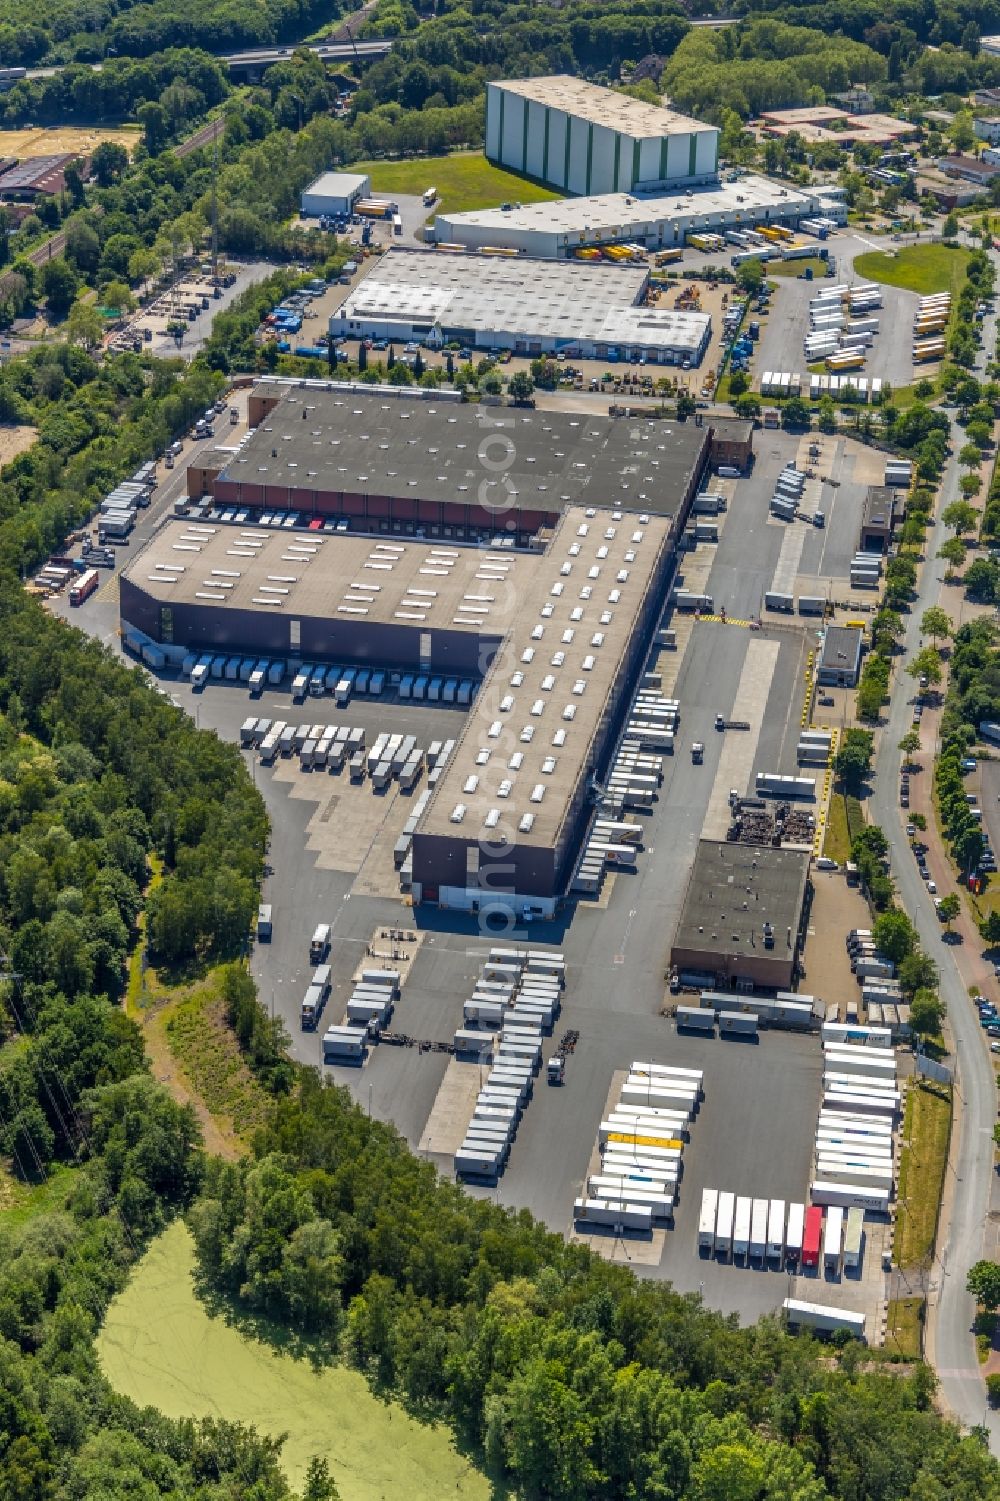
left=734, top=1196, right=752, bottom=1261
left=720, top=1011, right=758, bottom=1036
left=823, top=1090, right=898, bottom=1117
left=455, top=1148, right=501, bottom=1179
left=843, top=1206, right=864, bottom=1270
left=823, top=1205, right=844, bottom=1271
left=767, top=1199, right=785, bottom=1260
left=715, top=1190, right=735, bottom=1257
left=785, top=1201, right=805, bottom=1263
left=322, top=1025, right=365, bottom=1062
left=814, top=1160, right=894, bottom=1191
left=750, top=1198, right=768, bottom=1261
left=574, top=1199, right=653, bottom=1231
left=677, top=1005, right=715, bottom=1032
left=699, top=1187, right=718, bottom=1251
left=802, top=1205, right=823, bottom=1268
left=783, top=1298, right=865, bottom=1339
left=822, top=1021, right=891, bottom=1049
left=810, top=1180, right=890, bottom=1213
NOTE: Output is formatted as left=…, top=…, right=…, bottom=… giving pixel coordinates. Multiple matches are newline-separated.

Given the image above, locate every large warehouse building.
left=410, top=507, right=674, bottom=915
left=670, top=841, right=812, bottom=992
left=329, top=248, right=712, bottom=364
left=120, top=380, right=721, bottom=918
left=433, top=175, right=826, bottom=260
left=486, top=76, right=719, bottom=195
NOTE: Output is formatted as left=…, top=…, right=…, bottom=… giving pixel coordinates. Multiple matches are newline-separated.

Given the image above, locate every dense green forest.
left=183, top=1068, right=1000, bottom=1500
left=0, top=588, right=300, bottom=1497
left=0, top=0, right=348, bottom=67
left=0, top=48, right=229, bottom=131
left=661, top=22, right=886, bottom=119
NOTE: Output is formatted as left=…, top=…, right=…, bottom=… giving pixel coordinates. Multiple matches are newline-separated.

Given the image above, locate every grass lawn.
left=768, top=257, right=828, bottom=280
left=853, top=243, right=970, bottom=298
left=347, top=151, right=560, bottom=217
left=0, top=1162, right=79, bottom=1228
left=98, top=1221, right=493, bottom=1500
left=884, top=1297, right=924, bottom=1360
left=823, top=792, right=852, bottom=864
left=895, top=1080, right=952, bottom=1268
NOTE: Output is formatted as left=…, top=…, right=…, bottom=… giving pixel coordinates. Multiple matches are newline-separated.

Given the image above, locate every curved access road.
left=870, top=282, right=999, bottom=1446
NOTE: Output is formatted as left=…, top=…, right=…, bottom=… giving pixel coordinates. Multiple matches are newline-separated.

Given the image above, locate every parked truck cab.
left=309, top=923, right=331, bottom=962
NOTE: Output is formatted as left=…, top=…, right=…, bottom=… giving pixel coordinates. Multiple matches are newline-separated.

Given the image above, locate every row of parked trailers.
left=679, top=990, right=818, bottom=1034
left=850, top=550, right=882, bottom=591
left=764, top=590, right=827, bottom=615
left=574, top=692, right=672, bottom=893
left=806, top=373, right=885, bottom=403
left=699, top=1189, right=866, bottom=1275
left=291, top=663, right=389, bottom=705
left=459, top=947, right=565, bottom=1035
left=884, top=458, right=912, bottom=489
left=454, top=949, right=566, bottom=1179
left=797, top=727, right=834, bottom=766
left=575, top=1058, right=705, bottom=1232
left=912, top=293, right=950, bottom=363
left=292, top=663, right=477, bottom=709
left=187, top=652, right=286, bottom=694
left=808, top=1025, right=899, bottom=1217
left=321, top=968, right=401, bottom=1061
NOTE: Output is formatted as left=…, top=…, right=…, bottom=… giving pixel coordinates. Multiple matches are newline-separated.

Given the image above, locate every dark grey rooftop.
left=672, top=840, right=810, bottom=959
left=222, top=388, right=708, bottom=521
left=820, top=625, right=864, bottom=675
left=862, top=485, right=895, bottom=530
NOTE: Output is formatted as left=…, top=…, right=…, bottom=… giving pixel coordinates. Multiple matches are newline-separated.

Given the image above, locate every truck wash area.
left=58, top=384, right=894, bottom=1333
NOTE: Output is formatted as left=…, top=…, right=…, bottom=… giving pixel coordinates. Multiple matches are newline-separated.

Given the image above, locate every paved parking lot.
left=753, top=232, right=924, bottom=395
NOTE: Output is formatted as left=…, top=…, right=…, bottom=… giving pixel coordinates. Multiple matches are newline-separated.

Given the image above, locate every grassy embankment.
left=823, top=793, right=864, bottom=865
left=895, top=1081, right=952, bottom=1267
left=98, top=1221, right=493, bottom=1501
left=887, top=1080, right=952, bottom=1358
left=346, top=150, right=560, bottom=217
left=126, top=855, right=270, bottom=1158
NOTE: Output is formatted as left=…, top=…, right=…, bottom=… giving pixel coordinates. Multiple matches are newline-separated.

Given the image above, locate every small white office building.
left=301, top=171, right=370, bottom=218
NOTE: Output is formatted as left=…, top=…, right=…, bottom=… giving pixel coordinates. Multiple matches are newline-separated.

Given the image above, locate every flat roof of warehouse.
left=417, top=505, right=672, bottom=845
left=436, top=174, right=813, bottom=235
left=303, top=171, right=369, bottom=197
left=123, top=521, right=537, bottom=631
left=673, top=840, right=811, bottom=958
left=492, top=75, right=716, bottom=139
left=333, top=248, right=710, bottom=352
left=221, top=386, right=708, bottom=520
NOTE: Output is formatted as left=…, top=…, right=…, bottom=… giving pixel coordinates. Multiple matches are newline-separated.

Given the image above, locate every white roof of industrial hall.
left=492, top=75, right=716, bottom=139
left=303, top=171, right=369, bottom=197
left=418, top=503, right=673, bottom=845
left=335, top=248, right=711, bottom=351
left=438, top=175, right=813, bottom=237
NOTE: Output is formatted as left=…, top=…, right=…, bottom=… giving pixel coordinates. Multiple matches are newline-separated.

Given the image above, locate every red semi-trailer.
left=802, top=1205, right=823, bottom=1269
